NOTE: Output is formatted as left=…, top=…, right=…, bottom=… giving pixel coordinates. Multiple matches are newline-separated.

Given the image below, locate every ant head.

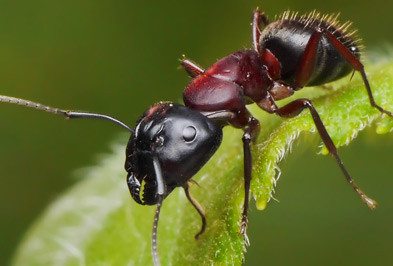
left=125, top=102, right=223, bottom=205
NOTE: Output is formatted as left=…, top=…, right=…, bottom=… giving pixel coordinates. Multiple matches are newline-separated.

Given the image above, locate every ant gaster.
left=1, top=8, right=391, bottom=266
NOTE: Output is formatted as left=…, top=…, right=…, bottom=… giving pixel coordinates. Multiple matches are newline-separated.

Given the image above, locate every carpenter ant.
left=1, top=8, right=392, bottom=266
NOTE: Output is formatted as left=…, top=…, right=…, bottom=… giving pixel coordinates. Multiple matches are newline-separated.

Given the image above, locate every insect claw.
left=240, top=220, right=250, bottom=247
left=349, top=70, right=356, bottom=81
left=361, top=194, right=378, bottom=210
left=189, top=179, right=201, bottom=188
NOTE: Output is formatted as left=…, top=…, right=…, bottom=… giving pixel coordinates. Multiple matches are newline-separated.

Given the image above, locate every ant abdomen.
left=260, top=12, right=361, bottom=87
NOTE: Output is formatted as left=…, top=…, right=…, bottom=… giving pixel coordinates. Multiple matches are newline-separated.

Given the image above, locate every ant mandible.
left=1, top=8, right=391, bottom=266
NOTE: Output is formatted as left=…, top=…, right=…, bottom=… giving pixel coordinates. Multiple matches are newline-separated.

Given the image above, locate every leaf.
left=12, top=60, right=393, bottom=265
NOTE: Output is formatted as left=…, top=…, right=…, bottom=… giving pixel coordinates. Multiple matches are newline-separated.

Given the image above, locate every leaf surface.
left=13, top=61, right=393, bottom=265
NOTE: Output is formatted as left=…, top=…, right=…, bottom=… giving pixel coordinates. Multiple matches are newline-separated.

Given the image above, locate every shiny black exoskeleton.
left=260, top=17, right=360, bottom=86
left=125, top=102, right=222, bottom=205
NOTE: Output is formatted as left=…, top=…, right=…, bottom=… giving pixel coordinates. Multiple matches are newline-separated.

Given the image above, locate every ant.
left=1, top=8, right=392, bottom=266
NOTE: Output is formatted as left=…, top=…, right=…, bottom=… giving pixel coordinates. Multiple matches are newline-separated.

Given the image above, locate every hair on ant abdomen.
left=260, top=11, right=362, bottom=86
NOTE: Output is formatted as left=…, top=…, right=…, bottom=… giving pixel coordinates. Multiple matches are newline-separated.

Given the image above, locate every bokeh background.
left=0, top=1, right=392, bottom=265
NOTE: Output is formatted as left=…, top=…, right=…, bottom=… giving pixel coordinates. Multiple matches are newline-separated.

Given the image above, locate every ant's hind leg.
left=293, top=29, right=323, bottom=88
left=180, top=57, right=205, bottom=78
left=322, top=29, right=393, bottom=117
left=272, top=98, right=378, bottom=210
left=252, top=8, right=269, bottom=52
left=294, top=27, right=393, bottom=117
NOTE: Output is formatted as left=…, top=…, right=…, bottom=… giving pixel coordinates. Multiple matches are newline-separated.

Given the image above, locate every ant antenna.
left=152, top=196, right=163, bottom=266
left=151, top=155, right=167, bottom=266
left=0, top=95, right=133, bottom=132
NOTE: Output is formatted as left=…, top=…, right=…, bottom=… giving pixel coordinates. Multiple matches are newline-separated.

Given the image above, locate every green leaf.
left=12, top=60, right=393, bottom=265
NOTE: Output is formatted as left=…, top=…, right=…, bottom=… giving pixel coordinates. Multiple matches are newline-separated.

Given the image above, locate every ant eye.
left=182, top=125, right=197, bottom=142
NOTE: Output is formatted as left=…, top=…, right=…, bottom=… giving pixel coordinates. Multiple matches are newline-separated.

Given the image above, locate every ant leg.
left=0, top=95, right=132, bottom=132
left=202, top=108, right=260, bottom=244
left=271, top=98, right=377, bottom=209
left=322, top=29, right=393, bottom=117
left=294, top=29, right=393, bottom=117
left=183, top=182, right=207, bottom=239
left=236, top=110, right=260, bottom=245
left=294, top=30, right=323, bottom=88
left=252, top=8, right=269, bottom=52
left=189, top=179, right=201, bottom=187
left=204, top=110, right=235, bottom=127
left=180, top=57, right=205, bottom=78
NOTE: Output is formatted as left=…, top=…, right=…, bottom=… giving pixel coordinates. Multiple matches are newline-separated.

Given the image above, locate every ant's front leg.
left=183, top=182, right=206, bottom=239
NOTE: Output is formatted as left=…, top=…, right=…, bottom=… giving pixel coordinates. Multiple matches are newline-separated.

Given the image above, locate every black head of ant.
left=125, top=102, right=222, bottom=206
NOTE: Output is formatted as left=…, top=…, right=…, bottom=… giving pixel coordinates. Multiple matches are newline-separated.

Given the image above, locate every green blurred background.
left=0, top=1, right=392, bottom=265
